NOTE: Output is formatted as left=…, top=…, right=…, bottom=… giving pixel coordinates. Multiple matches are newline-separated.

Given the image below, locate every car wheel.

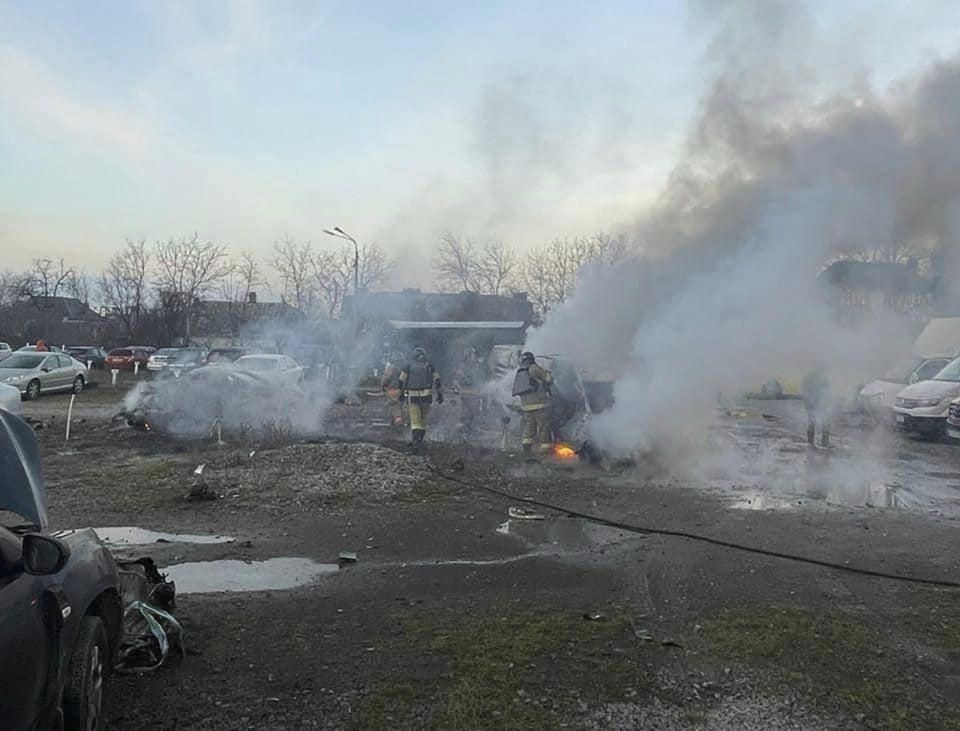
left=72, top=374, right=86, bottom=394
left=25, top=379, right=41, bottom=400
left=63, top=616, right=108, bottom=731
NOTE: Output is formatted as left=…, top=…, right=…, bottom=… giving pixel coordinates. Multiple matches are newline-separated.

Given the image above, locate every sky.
left=2, top=0, right=960, bottom=286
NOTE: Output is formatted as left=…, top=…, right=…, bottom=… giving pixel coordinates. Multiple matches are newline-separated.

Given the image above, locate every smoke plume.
left=529, top=3, right=960, bottom=453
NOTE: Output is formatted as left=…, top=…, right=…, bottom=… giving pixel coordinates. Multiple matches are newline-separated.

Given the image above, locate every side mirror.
left=41, top=367, right=51, bottom=373
left=22, top=534, right=70, bottom=575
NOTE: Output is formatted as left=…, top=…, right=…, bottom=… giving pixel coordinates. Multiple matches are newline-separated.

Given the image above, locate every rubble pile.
left=234, top=442, right=431, bottom=498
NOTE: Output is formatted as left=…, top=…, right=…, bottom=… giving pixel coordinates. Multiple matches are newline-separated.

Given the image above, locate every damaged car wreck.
left=0, top=410, right=180, bottom=730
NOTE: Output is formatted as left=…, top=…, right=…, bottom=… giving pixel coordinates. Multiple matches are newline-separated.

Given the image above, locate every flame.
left=552, top=443, right=577, bottom=460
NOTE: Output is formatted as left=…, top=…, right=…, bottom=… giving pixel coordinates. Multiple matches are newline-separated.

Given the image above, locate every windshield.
left=882, top=357, right=922, bottom=382
left=155, top=348, right=178, bottom=356
left=236, top=357, right=275, bottom=372
left=0, top=354, right=45, bottom=369
left=110, top=349, right=132, bottom=356
left=169, top=351, right=201, bottom=363
left=934, top=357, right=960, bottom=382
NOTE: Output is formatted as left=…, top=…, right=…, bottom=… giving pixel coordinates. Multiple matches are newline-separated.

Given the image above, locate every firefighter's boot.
left=412, top=428, right=425, bottom=445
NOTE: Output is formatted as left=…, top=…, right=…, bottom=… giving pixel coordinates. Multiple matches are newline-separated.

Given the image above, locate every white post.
left=111, top=369, right=119, bottom=387
left=86, top=360, right=92, bottom=370
left=65, top=394, right=75, bottom=442
left=134, top=361, right=140, bottom=376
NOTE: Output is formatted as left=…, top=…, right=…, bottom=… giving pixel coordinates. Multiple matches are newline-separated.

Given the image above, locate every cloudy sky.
left=2, top=0, right=960, bottom=284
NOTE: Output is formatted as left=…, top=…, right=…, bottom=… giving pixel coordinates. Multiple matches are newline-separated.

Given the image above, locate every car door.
left=0, top=529, right=52, bottom=731
left=38, top=355, right=61, bottom=391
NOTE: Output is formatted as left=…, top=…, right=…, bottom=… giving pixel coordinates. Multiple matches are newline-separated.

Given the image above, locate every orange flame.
left=552, top=443, right=577, bottom=460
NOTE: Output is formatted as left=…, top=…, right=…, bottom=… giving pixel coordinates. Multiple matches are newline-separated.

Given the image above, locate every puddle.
left=165, top=558, right=338, bottom=594
left=730, top=494, right=801, bottom=511
left=495, top=517, right=632, bottom=551
left=94, top=527, right=235, bottom=545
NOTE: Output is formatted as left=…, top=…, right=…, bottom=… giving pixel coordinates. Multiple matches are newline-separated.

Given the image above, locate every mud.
left=18, top=377, right=960, bottom=729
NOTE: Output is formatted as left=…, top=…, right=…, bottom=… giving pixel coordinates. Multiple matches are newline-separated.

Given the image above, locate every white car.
left=233, top=354, right=304, bottom=386
left=859, top=356, right=951, bottom=423
left=0, top=342, right=12, bottom=363
left=892, top=356, right=960, bottom=437
left=0, top=382, right=20, bottom=414
left=147, top=348, right=179, bottom=371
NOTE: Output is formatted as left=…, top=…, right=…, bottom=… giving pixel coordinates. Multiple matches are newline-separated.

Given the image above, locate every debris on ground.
left=508, top=506, right=546, bottom=520
left=115, top=558, right=183, bottom=673
left=338, top=551, right=358, bottom=564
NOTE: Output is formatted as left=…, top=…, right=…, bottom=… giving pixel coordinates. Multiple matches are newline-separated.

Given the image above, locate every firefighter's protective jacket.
left=517, top=364, right=553, bottom=411
left=400, top=361, right=442, bottom=403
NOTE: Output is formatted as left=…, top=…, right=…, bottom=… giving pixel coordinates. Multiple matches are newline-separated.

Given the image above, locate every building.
left=188, top=293, right=306, bottom=349
left=342, top=288, right=534, bottom=370
left=818, top=260, right=939, bottom=322
left=0, top=296, right=105, bottom=347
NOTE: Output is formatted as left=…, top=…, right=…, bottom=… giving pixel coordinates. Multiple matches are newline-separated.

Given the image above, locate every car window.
left=42, top=355, right=58, bottom=369
left=56, top=355, right=71, bottom=368
left=0, top=354, right=45, bottom=369
left=914, top=359, right=949, bottom=382
left=934, top=357, right=960, bottom=382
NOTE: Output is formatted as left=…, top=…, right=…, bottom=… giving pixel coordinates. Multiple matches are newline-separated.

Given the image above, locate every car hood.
left=860, top=380, right=904, bottom=400
left=0, top=367, right=39, bottom=378
left=0, top=410, right=47, bottom=528
left=896, top=380, right=960, bottom=400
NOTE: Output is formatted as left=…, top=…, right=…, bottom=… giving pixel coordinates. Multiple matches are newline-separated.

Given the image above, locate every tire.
left=25, top=379, right=41, bottom=401
left=72, top=375, right=85, bottom=394
left=63, top=616, right=108, bottom=731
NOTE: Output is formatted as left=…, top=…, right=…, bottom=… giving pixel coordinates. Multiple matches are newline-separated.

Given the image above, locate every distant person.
left=802, top=368, right=831, bottom=448
left=512, top=351, right=554, bottom=456
left=398, top=346, right=443, bottom=444
left=381, top=350, right=406, bottom=428
left=35, top=339, right=49, bottom=352
left=454, top=347, right=488, bottom=435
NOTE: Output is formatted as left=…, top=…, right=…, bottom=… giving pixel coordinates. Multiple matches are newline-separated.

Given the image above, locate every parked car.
left=892, top=356, right=960, bottom=436
left=17, top=344, right=64, bottom=353
left=0, top=342, right=12, bottom=362
left=0, top=383, right=20, bottom=414
left=946, top=398, right=960, bottom=441
left=859, top=356, right=952, bottom=423
left=164, top=349, right=204, bottom=378
left=66, top=345, right=108, bottom=369
left=105, top=347, right=152, bottom=371
left=203, top=347, right=247, bottom=366
left=0, top=409, right=122, bottom=730
left=146, top=347, right=179, bottom=372
left=233, top=354, right=304, bottom=386
left=0, top=353, right=88, bottom=400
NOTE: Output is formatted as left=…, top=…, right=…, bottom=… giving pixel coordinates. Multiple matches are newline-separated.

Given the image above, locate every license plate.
left=949, top=428, right=960, bottom=440
left=896, top=414, right=905, bottom=423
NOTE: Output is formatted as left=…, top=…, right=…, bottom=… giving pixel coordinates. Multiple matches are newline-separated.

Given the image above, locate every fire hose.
left=424, top=463, right=960, bottom=589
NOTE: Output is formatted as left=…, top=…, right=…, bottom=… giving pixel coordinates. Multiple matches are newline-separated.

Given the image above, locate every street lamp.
left=323, top=226, right=359, bottom=296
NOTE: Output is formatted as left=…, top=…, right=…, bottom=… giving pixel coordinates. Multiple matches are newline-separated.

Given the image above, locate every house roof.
left=344, top=290, right=534, bottom=324
left=18, top=296, right=101, bottom=322
left=191, top=299, right=304, bottom=336
left=389, top=320, right=526, bottom=330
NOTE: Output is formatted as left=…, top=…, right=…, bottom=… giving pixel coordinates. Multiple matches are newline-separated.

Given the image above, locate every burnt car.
left=0, top=410, right=123, bottom=730
left=131, top=364, right=315, bottom=438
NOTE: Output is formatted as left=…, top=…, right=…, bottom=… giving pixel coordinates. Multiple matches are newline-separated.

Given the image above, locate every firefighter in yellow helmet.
left=398, top=346, right=443, bottom=444
left=512, top=351, right=554, bottom=455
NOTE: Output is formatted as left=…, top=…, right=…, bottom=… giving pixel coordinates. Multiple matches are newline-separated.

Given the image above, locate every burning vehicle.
left=128, top=363, right=325, bottom=439
left=491, top=345, right=616, bottom=447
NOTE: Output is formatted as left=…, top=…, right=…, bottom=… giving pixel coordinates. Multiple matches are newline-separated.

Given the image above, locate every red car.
left=105, top=347, right=154, bottom=371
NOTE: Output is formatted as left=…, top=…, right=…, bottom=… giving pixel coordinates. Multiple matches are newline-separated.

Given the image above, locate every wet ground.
left=16, top=374, right=960, bottom=729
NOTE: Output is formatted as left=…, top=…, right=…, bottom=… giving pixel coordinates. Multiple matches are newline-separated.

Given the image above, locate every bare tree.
left=434, top=233, right=482, bottom=292
left=222, top=251, right=268, bottom=304
left=314, top=241, right=393, bottom=317
left=477, top=240, right=517, bottom=295
left=98, top=239, right=151, bottom=341
left=270, top=234, right=315, bottom=312
left=65, top=269, right=90, bottom=305
left=23, top=258, right=74, bottom=298
left=519, top=232, right=631, bottom=316
left=0, top=271, right=28, bottom=308
left=154, top=234, right=233, bottom=341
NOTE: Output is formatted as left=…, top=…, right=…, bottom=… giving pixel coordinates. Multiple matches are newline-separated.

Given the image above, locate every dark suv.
left=0, top=410, right=122, bottom=730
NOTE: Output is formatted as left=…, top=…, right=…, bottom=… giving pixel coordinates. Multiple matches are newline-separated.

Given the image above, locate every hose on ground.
left=424, top=463, right=960, bottom=589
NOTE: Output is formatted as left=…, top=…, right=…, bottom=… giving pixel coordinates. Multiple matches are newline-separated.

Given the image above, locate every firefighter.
left=512, top=351, right=554, bottom=455
left=399, top=346, right=443, bottom=444
left=454, top=347, right=487, bottom=435
left=381, top=350, right=405, bottom=428
left=802, top=367, right=831, bottom=448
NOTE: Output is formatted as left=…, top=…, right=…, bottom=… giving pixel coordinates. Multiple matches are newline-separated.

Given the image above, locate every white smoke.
left=528, top=4, right=960, bottom=453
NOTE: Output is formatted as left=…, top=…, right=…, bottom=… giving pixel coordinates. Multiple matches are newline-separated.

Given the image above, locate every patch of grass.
left=353, top=683, right=420, bottom=729
left=401, top=611, right=632, bottom=730
left=702, top=608, right=945, bottom=729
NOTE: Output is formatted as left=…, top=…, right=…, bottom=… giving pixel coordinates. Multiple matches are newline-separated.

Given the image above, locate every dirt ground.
left=21, top=372, right=960, bottom=729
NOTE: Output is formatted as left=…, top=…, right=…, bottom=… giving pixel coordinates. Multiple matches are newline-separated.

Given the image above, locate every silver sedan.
left=0, top=352, right=89, bottom=400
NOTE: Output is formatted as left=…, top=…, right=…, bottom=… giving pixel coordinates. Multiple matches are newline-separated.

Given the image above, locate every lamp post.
left=323, top=226, right=359, bottom=296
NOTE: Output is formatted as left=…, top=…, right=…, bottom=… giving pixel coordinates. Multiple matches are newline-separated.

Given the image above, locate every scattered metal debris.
left=508, top=506, right=545, bottom=520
